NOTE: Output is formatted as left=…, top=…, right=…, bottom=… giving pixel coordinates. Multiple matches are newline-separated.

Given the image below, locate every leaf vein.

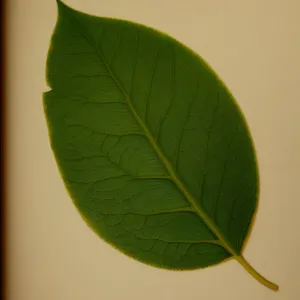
left=144, top=48, right=160, bottom=122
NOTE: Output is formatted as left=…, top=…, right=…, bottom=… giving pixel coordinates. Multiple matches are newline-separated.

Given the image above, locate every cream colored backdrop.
left=6, top=0, right=300, bottom=299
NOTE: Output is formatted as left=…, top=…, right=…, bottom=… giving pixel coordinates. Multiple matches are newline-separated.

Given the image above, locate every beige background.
left=6, top=0, right=300, bottom=299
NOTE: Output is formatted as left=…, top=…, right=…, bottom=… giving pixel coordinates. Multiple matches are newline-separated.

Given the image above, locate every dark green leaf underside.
left=44, top=0, right=258, bottom=269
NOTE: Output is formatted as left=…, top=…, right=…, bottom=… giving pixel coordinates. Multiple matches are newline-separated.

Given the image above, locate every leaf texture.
left=44, top=1, right=278, bottom=290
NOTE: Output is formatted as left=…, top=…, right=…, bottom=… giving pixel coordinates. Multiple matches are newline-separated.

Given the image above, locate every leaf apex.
left=55, top=0, right=79, bottom=16
left=56, top=0, right=67, bottom=8
left=55, top=0, right=70, bottom=11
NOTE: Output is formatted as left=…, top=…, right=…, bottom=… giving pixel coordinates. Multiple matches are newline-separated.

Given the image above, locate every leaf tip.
left=56, top=0, right=67, bottom=8
left=55, top=0, right=79, bottom=17
left=55, top=0, right=70, bottom=12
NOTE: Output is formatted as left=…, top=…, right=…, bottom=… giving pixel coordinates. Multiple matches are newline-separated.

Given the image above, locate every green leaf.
left=44, top=0, right=278, bottom=291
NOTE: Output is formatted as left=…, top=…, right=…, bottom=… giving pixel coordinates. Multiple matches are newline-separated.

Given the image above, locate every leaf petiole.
left=235, top=256, right=279, bottom=291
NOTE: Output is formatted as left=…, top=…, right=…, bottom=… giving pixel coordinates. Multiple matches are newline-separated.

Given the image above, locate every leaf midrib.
left=64, top=10, right=239, bottom=258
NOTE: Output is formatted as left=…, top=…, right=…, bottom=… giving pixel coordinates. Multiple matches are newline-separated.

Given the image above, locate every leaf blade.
left=45, top=0, right=259, bottom=269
